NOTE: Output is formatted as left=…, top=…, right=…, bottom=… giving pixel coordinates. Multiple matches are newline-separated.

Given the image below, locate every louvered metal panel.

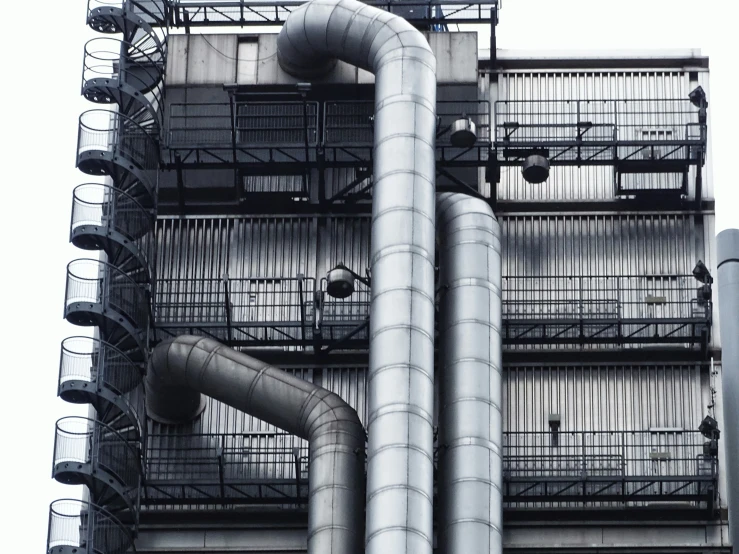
left=493, top=70, right=705, bottom=201
left=500, top=213, right=698, bottom=277
left=503, top=364, right=704, bottom=433
left=158, top=214, right=699, bottom=282
left=156, top=216, right=316, bottom=280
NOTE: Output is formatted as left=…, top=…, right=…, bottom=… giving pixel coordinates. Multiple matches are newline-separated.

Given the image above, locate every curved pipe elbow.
left=276, top=0, right=434, bottom=77
left=145, top=335, right=363, bottom=447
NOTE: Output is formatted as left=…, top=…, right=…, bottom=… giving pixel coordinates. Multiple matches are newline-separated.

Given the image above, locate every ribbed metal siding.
left=494, top=70, right=696, bottom=201
left=501, top=213, right=698, bottom=277
left=504, top=364, right=704, bottom=432
left=158, top=214, right=698, bottom=281
left=156, top=216, right=316, bottom=279
left=318, top=216, right=372, bottom=278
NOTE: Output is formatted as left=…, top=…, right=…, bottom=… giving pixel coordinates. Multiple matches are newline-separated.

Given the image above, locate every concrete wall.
left=166, top=32, right=478, bottom=86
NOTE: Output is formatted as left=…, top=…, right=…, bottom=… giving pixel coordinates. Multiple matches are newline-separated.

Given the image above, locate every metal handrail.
left=143, top=429, right=715, bottom=486
left=502, top=274, right=709, bottom=321
left=53, top=417, right=142, bottom=491
left=324, top=99, right=492, bottom=146
left=59, top=336, right=143, bottom=398
left=87, top=0, right=167, bottom=25
left=82, top=37, right=165, bottom=116
left=155, top=276, right=313, bottom=323
left=71, top=183, right=154, bottom=246
left=154, top=274, right=708, bottom=324
left=78, top=109, right=160, bottom=171
left=48, top=499, right=135, bottom=554
left=65, top=258, right=150, bottom=332
left=167, top=0, right=498, bottom=27
left=167, top=101, right=320, bottom=148
left=495, top=98, right=704, bottom=150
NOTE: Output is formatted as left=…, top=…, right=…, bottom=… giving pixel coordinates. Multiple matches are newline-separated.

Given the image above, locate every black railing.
left=167, top=101, right=319, bottom=166
left=82, top=36, right=165, bottom=119
left=145, top=432, right=309, bottom=506
left=165, top=100, right=489, bottom=168
left=47, top=499, right=134, bottom=554
left=72, top=184, right=153, bottom=243
left=494, top=98, right=705, bottom=167
left=504, top=430, right=716, bottom=505
left=78, top=109, right=160, bottom=172
left=87, top=0, right=168, bottom=27
left=154, top=274, right=710, bottom=349
left=65, top=259, right=150, bottom=333
left=167, top=0, right=498, bottom=27
left=140, top=430, right=715, bottom=510
left=53, top=417, right=142, bottom=497
left=60, top=337, right=143, bottom=398
left=155, top=276, right=313, bottom=345
left=71, top=184, right=154, bottom=272
left=324, top=99, right=490, bottom=166
left=502, top=275, right=711, bottom=345
left=315, top=277, right=371, bottom=347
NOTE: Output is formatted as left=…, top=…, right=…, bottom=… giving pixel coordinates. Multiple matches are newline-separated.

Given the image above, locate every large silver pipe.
left=145, top=335, right=365, bottom=554
left=718, top=229, right=739, bottom=548
left=437, top=193, right=503, bottom=554
left=278, top=3, right=437, bottom=553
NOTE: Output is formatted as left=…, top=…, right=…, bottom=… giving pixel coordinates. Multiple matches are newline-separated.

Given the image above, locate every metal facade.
left=49, top=1, right=728, bottom=553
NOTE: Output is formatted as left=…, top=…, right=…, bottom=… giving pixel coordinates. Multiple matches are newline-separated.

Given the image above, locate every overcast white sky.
left=0, top=0, right=736, bottom=548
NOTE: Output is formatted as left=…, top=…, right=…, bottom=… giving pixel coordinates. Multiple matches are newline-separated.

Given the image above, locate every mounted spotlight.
left=522, top=153, right=550, bottom=184
left=450, top=117, right=477, bottom=148
left=699, top=415, right=720, bottom=440
left=326, top=263, right=371, bottom=299
left=692, top=260, right=713, bottom=284
left=688, top=86, right=708, bottom=109
left=696, top=283, right=713, bottom=306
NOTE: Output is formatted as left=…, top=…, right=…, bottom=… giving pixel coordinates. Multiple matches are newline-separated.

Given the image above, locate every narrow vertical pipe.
left=277, top=2, right=437, bottom=552
left=717, top=228, right=739, bottom=548
left=437, top=192, right=504, bottom=554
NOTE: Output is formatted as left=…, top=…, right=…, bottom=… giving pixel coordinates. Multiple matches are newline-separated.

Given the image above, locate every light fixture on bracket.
left=522, top=152, right=550, bottom=184
left=699, top=415, right=720, bottom=457
left=693, top=260, right=713, bottom=284
left=688, top=86, right=708, bottom=109
left=326, top=263, right=371, bottom=299
left=450, top=115, right=477, bottom=148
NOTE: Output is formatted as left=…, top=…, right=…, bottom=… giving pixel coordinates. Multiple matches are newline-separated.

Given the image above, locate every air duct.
left=436, top=193, right=503, bottom=554
left=278, top=2, right=437, bottom=553
left=145, top=336, right=365, bottom=554
left=717, top=228, right=739, bottom=548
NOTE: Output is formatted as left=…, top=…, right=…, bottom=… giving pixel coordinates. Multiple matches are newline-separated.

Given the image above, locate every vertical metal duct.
left=717, top=228, right=739, bottom=548
left=437, top=193, right=503, bottom=554
left=278, top=2, right=437, bottom=553
left=145, top=336, right=365, bottom=554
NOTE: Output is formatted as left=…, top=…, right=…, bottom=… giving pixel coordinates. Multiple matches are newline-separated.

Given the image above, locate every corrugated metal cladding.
left=147, top=364, right=706, bottom=435
left=501, top=213, right=698, bottom=276
left=494, top=70, right=706, bottom=201
left=156, top=213, right=700, bottom=281
left=504, top=364, right=705, bottom=432
left=156, top=216, right=318, bottom=280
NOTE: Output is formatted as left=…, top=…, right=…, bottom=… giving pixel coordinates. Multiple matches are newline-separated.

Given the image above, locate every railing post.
left=581, top=431, right=587, bottom=499
left=223, top=274, right=233, bottom=346
left=293, top=446, right=302, bottom=504
left=298, top=274, right=307, bottom=343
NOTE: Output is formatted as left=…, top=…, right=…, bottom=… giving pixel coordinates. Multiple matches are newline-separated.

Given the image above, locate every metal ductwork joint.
left=717, top=228, right=739, bottom=549
left=278, top=2, right=437, bottom=553
left=436, top=193, right=503, bottom=554
left=145, top=336, right=365, bottom=554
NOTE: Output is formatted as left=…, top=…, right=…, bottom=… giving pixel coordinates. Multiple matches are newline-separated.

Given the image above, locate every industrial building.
left=47, top=0, right=736, bottom=553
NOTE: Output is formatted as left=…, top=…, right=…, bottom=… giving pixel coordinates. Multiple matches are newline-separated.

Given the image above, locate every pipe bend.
left=145, top=336, right=365, bottom=554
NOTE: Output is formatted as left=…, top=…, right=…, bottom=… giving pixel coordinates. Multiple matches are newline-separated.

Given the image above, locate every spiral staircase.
left=47, top=2, right=166, bottom=553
